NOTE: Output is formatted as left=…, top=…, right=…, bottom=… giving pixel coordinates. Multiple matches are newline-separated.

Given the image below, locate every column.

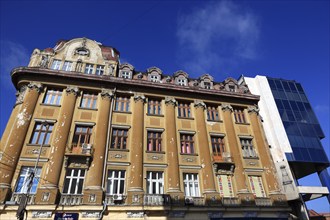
left=84, top=89, right=113, bottom=204
left=127, top=93, right=145, bottom=205
left=0, top=82, right=42, bottom=203
left=221, top=104, right=249, bottom=195
left=36, top=86, right=78, bottom=204
left=194, top=100, right=217, bottom=198
left=164, top=97, right=184, bottom=203
left=248, top=106, right=279, bottom=192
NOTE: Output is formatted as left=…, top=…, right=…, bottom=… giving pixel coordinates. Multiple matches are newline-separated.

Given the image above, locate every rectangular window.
left=148, top=99, right=161, bottom=115
left=84, top=63, right=94, bottom=74
left=178, top=103, right=191, bottom=118
left=15, top=166, right=41, bottom=194
left=146, top=171, right=164, bottom=194
left=114, top=97, right=130, bottom=112
left=95, top=65, right=105, bottom=75
left=120, top=71, right=131, bottom=79
left=62, top=61, right=72, bottom=71
left=72, top=125, right=93, bottom=148
left=147, top=131, right=162, bottom=152
left=80, top=93, right=98, bottom=109
left=30, top=122, right=54, bottom=145
left=51, top=59, right=61, bottom=70
left=177, top=78, right=187, bottom=86
left=218, top=175, right=234, bottom=197
left=241, top=138, right=257, bottom=158
left=150, top=75, right=160, bottom=82
left=248, top=176, right=266, bottom=198
left=204, top=82, right=211, bottom=89
left=211, top=136, right=225, bottom=158
left=207, top=106, right=219, bottom=121
left=180, top=134, right=194, bottom=154
left=111, top=129, right=128, bottom=150
left=63, top=168, right=85, bottom=195
left=107, top=170, right=126, bottom=195
left=234, top=108, right=246, bottom=123
left=43, top=89, right=62, bottom=105
left=183, top=173, right=200, bottom=197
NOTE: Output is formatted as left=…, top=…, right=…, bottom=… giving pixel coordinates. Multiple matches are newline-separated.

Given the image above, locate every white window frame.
left=63, top=168, right=85, bottom=195
left=183, top=173, right=200, bottom=197
left=15, top=166, right=41, bottom=194
left=248, top=176, right=266, bottom=198
left=149, top=74, right=160, bottom=82
left=241, top=138, right=257, bottom=158
left=85, top=63, right=94, bottom=74
left=177, top=78, right=187, bottom=86
left=120, top=71, right=131, bottom=79
left=146, top=171, right=164, bottom=194
left=95, top=65, right=105, bottom=75
left=218, top=174, right=234, bottom=197
left=51, top=59, right=61, bottom=70
left=43, top=89, right=62, bottom=105
left=62, top=61, right=72, bottom=71
left=107, top=170, right=126, bottom=195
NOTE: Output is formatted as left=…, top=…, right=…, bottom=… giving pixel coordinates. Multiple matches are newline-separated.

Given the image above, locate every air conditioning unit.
left=185, top=197, right=194, bottom=205
left=113, top=194, right=123, bottom=201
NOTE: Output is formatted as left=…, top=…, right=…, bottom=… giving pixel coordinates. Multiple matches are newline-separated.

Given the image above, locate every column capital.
left=27, top=82, right=43, bottom=93
left=66, top=86, right=79, bottom=96
left=194, top=100, right=206, bottom=109
left=165, top=96, right=177, bottom=106
left=247, top=105, right=259, bottom=115
left=133, top=93, right=146, bottom=103
left=15, top=86, right=27, bottom=105
left=221, top=103, right=233, bottom=112
left=100, top=89, right=115, bottom=100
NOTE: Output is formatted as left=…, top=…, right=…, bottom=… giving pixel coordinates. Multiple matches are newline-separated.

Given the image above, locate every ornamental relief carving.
left=15, top=86, right=27, bottom=105
left=146, top=154, right=164, bottom=161
left=65, top=86, right=79, bottom=96
left=27, top=82, right=43, bottom=93
left=182, top=156, right=196, bottom=163
left=109, top=153, right=127, bottom=160
left=165, top=96, right=177, bottom=106
left=133, top=93, right=146, bottom=103
left=25, top=148, right=47, bottom=155
left=194, top=100, right=206, bottom=109
left=100, top=89, right=114, bottom=100
left=247, top=105, right=260, bottom=115
left=221, top=103, right=233, bottom=112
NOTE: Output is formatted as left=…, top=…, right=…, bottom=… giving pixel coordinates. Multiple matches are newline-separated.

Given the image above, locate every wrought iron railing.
left=144, top=194, right=171, bottom=206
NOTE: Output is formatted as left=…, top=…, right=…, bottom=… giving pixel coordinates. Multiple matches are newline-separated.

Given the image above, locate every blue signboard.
left=54, top=213, right=79, bottom=220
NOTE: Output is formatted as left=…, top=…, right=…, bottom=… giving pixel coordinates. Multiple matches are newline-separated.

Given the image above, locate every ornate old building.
left=0, top=38, right=290, bottom=219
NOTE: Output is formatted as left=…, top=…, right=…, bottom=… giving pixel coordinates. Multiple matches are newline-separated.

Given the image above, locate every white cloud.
left=176, top=0, right=260, bottom=76
left=314, top=104, right=330, bottom=114
left=0, top=41, right=30, bottom=89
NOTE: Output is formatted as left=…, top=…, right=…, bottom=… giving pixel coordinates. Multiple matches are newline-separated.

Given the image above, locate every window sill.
left=78, top=107, right=98, bottom=111
left=145, top=150, right=165, bottom=154
left=180, top=153, right=198, bottom=156
left=113, top=110, right=132, bottom=114
left=109, top=149, right=129, bottom=152
left=207, top=119, right=223, bottom=123
left=26, top=143, right=50, bottom=147
left=177, top=117, right=194, bottom=120
left=243, top=156, right=259, bottom=160
left=235, top=122, right=250, bottom=125
left=40, top=103, right=61, bottom=107
left=146, top=113, right=164, bottom=117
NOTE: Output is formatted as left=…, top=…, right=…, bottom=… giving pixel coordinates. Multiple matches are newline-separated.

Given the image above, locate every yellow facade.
left=0, top=38, right=290, bottom=219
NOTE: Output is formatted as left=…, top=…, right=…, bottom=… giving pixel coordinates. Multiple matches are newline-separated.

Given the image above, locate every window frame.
left=146, top=171, right=164, bottom=194
left=114, top=97, right=130, bottom=112
left=178, top=103, right=192, bottom=118
left=51, top=59, right=61, bottom=70
left=14, top=166, right=41, bottom=194
left=62, top=168, right=86, bottom=195
left=211, top=135, right=225, bottom=158
left=180, top=133, right=195, bottom=154
left=234, top=108, right=246, bottom=123
left=30, top=122, right=54, bottom=145
left=106, top=170, right=126, bottom=195
left=62, top=61, right=72, bottom=71
left=147, top=131, right=162, bottom=152
left=147, top=99, right=162, bottom=115
left=111, top=128, right=128, bottom=150
left=80, top=93, right=98, bottom=109
left=84, top=63, right=94, bottom=74
left=72, top=125, right=93, bottom=148
left=183, top=173, right=200, bottom=197
left=43, top=88, right=62, bottom=105
left=207, top=106, right=220, bottom=121
left=218, top=174, right=234, bottom=197
left=240, top=138, right=258, bottom=158
left=248, top=176, right=266, bottom=198
left=120, top=71, right=131, bottom=79
left=95, top=65, right=105, bottom=75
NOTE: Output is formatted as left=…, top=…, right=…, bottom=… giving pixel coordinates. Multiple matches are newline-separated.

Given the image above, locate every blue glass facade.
left=267, top=77, right=329, bottom=164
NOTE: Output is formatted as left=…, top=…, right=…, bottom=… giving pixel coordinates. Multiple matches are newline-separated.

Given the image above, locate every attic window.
left=75, top=48, right=90, bottom=56
left=229, top=85, right=236, bottom=92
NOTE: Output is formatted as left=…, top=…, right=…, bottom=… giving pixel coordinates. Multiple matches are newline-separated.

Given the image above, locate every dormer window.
left=95, top=65, right=104, bottom=75
left=85, top=63, right=94, bottom=74
left=150, top=75, right=160, bottom=82
left=51, top=59, right=61, bottom=70
left=177, top=78, right=187, bottom=86
left=120, top=71, right=131, bottom=79
left=229, top=85, right=236, bottom=92
left=204, top=82, right=211, bottom=89
left=62, top=61, right=72, bottom=71
left=200, top=74, right=214, bottom=89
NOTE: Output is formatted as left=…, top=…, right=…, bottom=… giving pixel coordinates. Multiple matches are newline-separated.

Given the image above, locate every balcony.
left=105, top=194, right=126, bottom=205
left=60, top=194, right=83, bottom=205
left=221, top=197, right=240, bottom=206
left=184, top=197, right=205, bottom=206
left=143, top=194, right=171, bottom=206
left=255, top=197, right=272, bottom=206
left=213, top=152, right=235, bottom=173
left=10, top=193, right=35, bottom=205
left=67, top=143, right=93, bottom=155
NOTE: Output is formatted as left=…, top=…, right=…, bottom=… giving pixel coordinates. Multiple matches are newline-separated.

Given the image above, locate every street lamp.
left=16, top=121, right=49, bottom=220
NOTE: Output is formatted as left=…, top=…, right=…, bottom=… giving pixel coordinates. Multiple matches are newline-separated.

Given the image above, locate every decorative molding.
left=26, top=148, right=47, bottom=155
left=168, top=211, right=185, bottom=218
left=133, top=93, right=146, bottom=103
left=208, top=212, right=223, bottom=218
left=65, top=86, right=79, bottom=96
left=82, top=211, right=100, bottom=218
left=39, top=55, right=49, bottom=68
left=127, top=211, right=144, bottom=218
left=27, top=82, right=43, bottom=93
left=109, top=153, right=127, bottom=160
left=41, top=192, right=50, bottom=202
left=165, top=96, right=177, bottom=106
left=15, top=86, right=27, bottom=105
left=221, top=103, right=233, bottom=112
left=247, top=105, right=260, bottom=115
left=32, top=211, right=52, bottom=218
left=100, top=89, right=114, bottom=100
left=146, top=154, right=164, bottom=161
left=194, top=100, right=206, bottom=109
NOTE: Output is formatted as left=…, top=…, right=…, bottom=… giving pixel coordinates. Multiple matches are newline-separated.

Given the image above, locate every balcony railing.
left=10, top=193, right=36, bottom=205
left=60, top=194, right=83, bottom=205
left=221, top=197, right=240, bottom=206
left=68, top=143, right=93, bottom=155
left=213, top=152, right=233, bottom=163
left=184, top=197, right=205, bottom=206
left=255, top=197, right=272, bottom=206
left=144, top=194, right=171, bottom=206
left=105, top=194, right=126, bottom=205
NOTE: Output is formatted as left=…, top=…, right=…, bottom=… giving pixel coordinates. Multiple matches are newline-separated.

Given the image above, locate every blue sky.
left=1, top=0, right=329, bottom=212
